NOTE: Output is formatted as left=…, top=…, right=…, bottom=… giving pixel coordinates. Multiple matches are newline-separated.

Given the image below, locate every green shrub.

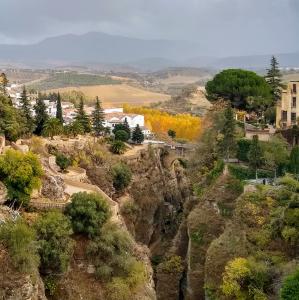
left=114, top=130, right=130, bottom=142
left=178, top=158, right=188, bottom=168
left=206, top=160, right=225, bottom=184
left=112, top=163, right=132, bottom=191
left=0, top=220, right=39, bottom=273
left=106, top=277, right=131, bottom=300
left=87, top=222, right=144, bottom=283
left=225, top=176, right=244, bottom=194
left=121, top=201, right=139, bottom=218
left=65, top=192, right=111, bottom=237
left=282, top=226, right=299, bottom=245
left=0, top=149, right=43, bottom=206
left=280, top=268, right=299, bottom=300
left=284, top=208, right=299, bottom=227
left=228, top=164, right=274, bottom=180
left=157, top=255, right=184, bottom=274
left=110, top=140, right=126, bottom=155
left=237, top=139, right=252, bottom=162
left=190, top=228, right=204, bottom=246
left=55, top=153, right=72, bottom=172
left=221, top=257, right=270, bottom=300
left=279, top=175, right=299, bottom=193
left=270, top=188, right=292, bottom=204
left=35, top=211, right=74, bottom=274
left=44, top=275, right=58, bottom=296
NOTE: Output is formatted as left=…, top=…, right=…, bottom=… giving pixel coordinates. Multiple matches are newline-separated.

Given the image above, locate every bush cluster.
left=111, top=163, right=132, bottom=191
left=228, top=164, right=274, bottom=180
left=65, top=192, right=111, bottom=237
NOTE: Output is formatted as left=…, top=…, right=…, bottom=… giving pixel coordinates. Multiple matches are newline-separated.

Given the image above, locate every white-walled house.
left=104, top=113, right=144, bottom=129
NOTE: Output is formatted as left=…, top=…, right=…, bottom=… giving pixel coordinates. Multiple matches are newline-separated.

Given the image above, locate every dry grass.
left=47, top=84, right=170, bottom=107
left=159, top=75, right=211, bottom=85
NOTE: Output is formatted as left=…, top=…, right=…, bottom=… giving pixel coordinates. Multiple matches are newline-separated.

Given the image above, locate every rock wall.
left=123, top=148, right=191, bottom=254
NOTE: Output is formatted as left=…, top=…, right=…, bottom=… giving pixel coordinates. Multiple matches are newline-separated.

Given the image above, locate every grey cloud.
left=0, top=0, right=298, bottom=56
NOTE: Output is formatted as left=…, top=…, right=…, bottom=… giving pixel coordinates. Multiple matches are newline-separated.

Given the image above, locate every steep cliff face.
left=0, top=242, right=46, bottom=300
left=184, top=174, right=243, bottom=299
left=122, top=148, right=191, bottom=255
left=118, top=148, right=194, bottom=300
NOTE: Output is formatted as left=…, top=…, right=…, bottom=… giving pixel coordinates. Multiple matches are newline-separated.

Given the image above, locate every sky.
left=0, top=0, right=298, bottom=57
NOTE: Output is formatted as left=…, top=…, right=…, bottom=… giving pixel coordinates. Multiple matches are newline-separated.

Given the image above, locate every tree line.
left=0, top=80, right=144, bottom=147
left=206, top=56, right=284, bottom=124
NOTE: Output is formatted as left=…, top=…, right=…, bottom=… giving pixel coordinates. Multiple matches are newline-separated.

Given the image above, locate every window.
left=282, top=111, right=287, bottom=121
left=291, top=112, right=296, bottom=123
left=293, top=84, right=297, bottom=93
left=292, top=97, right=297, bottom=108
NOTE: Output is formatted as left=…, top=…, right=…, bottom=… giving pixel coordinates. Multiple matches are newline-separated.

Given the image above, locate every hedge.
left=236, top=139, right=252, bottom=162
left=228, top=164, right=274, bottom=180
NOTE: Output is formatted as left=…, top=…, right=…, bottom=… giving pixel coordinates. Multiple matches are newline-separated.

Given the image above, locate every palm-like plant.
left=64, top=120, right=84, bottom=138
left=43, top=118, right=63, bottom=139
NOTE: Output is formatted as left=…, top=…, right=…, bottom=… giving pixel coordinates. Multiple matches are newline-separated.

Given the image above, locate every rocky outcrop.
left=0, top=246, right=46, bottom=300
left=41, top=174, right=65, bottom=200
left=184, top=174, right=244, bottom=300
left=0, top=181, right=7, bottom=204
left=123, top=148, right=191, bottom=254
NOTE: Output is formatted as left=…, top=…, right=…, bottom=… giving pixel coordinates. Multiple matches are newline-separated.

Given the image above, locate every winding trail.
left=44, top=156, right=120, bottom=222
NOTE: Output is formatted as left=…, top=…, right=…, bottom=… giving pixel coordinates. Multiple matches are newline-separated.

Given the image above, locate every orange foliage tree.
left=123, top=104, right=202, bottom=141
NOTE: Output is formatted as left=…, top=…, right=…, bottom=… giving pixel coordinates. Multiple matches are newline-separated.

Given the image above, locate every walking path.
left=34, top=156, right=120, bottom=222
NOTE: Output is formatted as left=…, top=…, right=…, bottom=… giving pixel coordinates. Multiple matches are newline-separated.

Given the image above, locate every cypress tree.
left=248, top=135, right=264, bottom=180
left=219, top=105, right=236, bottom=160
left=132, top=124, right=144, bottom=144
left=34, top=94, right=49, bottom=135
left=92, top=96, right=105, bottom=136
left=75, top=97, right=91, bottom=133
left=123, top=117, right=131, bottom=135
left=265, top=56, right=284, bottom=103
left=56, top=92, right=64, bottom=124
left=20, top=86, right=35, bottom=135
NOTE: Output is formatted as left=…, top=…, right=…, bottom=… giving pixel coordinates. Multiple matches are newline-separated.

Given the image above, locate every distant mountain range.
left=0, top=32, right=298, bottom=71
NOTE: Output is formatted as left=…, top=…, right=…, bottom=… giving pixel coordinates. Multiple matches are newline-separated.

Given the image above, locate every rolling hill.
left=0, top=32, right=298, bottom=71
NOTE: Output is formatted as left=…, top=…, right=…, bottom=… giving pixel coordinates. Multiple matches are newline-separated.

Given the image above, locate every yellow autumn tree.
left=123, top=104, right=202, bottom=141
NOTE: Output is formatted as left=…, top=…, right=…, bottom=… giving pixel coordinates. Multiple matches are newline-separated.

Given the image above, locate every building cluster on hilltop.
left=7, top=85, right=151, bottom=137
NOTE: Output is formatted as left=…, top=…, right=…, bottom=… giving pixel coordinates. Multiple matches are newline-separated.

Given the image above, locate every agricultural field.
left=48, top=84, right=171, bottom=107
left=29, top=72, right=121, bottom=90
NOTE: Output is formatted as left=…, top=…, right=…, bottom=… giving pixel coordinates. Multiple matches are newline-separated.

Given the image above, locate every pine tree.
left=75, top=97, right=91, bottom=133
left=132, top=124, right=144, bottom=144
left=123, top=118, right=131, bottom=135
left=34, top=94, right=49, bottom=135
left=56, top=92, right=64, bottom=124
left=92, top=96, right=105, bottom=136
left=219, top=105, right=236, bottom=160
left=248, top=135, right=264, bottom=180
left=0, top=73, right=8, bottom=95
left=20, top=86, right=35, bottom=135
left=265, top=56, right=284, bottom=103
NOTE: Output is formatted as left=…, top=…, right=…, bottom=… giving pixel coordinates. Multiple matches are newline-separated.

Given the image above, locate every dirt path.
left=46, top=156, right=120, bottom=222
left=123, top=144, right=148, bottom=157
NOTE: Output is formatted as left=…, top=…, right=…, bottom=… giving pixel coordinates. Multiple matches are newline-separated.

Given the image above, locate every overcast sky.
left=0, top=0, right=298, bottom=56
